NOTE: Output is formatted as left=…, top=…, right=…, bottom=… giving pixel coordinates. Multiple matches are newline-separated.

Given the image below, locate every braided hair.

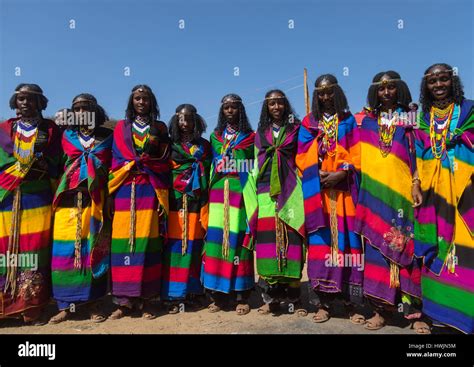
left=215, top=93, right=253, bottom=134
left=71, top=93, right=109, bottom=128
left=312, top=74, right=349, bottom=121
left=9, top=83, right=49, bottom=115
left=258, top=89, right=299, bottom=132
left=419, top=63, right=464, bottom=113
left=367, top=71, right=412, bottom=113
left=168, top=103, right=207, bottom=143
left=125, top=84, right=160, bottom=122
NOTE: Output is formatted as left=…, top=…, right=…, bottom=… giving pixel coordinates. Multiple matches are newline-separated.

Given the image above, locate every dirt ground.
left=0, top=265, right=455, bottom=335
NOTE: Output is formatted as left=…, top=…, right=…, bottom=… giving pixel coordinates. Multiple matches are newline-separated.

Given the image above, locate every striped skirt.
left=421, top=210, right=474, bottom=334
left=255, top=193, right=304, bottom=284
left=161, top=191, right=204, bottom=300
left=201, top=175, right=254, bottom=293
left=0, top=180, right=52, bottom=318
left=363, top=242, right=421, bottom=306
left=307, top=189, right=363, bottom=295
left=111, top=174, right=163, bottom=299
left=51, top=191, right=108, bottom=310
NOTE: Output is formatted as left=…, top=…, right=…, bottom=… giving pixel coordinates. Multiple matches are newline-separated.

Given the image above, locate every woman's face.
left=426, top=65, right=452, bottom=101
left=222, top=102, right=239, bottom=124
left=132, top=90, right=151, bottom=116
left=317, top=79, right=335, bottom=111
left=377, top=74, right=398, bottom=111
left=177, top=108, right=195, bottom=134
left=73, top=101, right=93, bottom=114
left=267, top=92, right=286, bottom=122
left=73, top=101, right=94, bottom=128
left=16, top=92, right=38, bottom=118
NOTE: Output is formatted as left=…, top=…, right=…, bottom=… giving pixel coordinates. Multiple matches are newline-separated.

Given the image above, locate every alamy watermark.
left=215, top=156, right=255, bottom=173
left=324, top=253, right=365, bottom=271
left=55, top=109, right=96, bottom=130
left=0, top=252, right=38, bottom=271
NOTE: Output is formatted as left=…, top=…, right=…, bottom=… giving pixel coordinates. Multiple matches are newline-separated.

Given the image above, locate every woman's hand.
left=412, top=182, right=423, bottom=207
left=320, top=170, right=347, bottom=189
left=105, top=195, right=114, bottom=220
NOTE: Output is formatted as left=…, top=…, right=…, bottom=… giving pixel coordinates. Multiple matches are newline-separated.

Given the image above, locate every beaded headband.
left=315, top=83, right=338, bottom=91
left=73, top=97, right=96, bottom=105
left=265, top=96, right=286, bottom=100
left=221, top=97, right=242, bottom=104
left=15, top=87, right=43, bottom=95
left=133, top=88, right=150, bottom=94
left=371, top=78, right=400, bottom=86
left=423, top=69, right=454, bottom=78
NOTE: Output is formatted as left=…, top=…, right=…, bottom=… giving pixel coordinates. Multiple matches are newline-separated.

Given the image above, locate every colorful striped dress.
left=201, top=129, right=255, bottom=294
left=51, top=128, right=112, bottom=310
left=161, top=138, right=212, bottom=301
left=414, top=100, right=474, bottom=334
left=354, top=109, right=421, bottom=311
left=108, top=119, right=169, bottom=302
left=0, top=118, right=62, bottom=319
left=296, top=112, right=363, bottom=303
left=252, top=123, right=305, bottom=286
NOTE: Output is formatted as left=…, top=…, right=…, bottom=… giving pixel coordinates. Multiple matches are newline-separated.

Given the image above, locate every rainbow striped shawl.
left=171, top=138, right=212, bottom=198
left=296, top=112, right=360, bottom=234
left=209, top=130, right=256, bottom=248
left=54, top=129, right=112, bottom=208
left=0, top=118, right=62, bottom=202
left=414, top=99, right=474, bottom=274
left=253, top=123, right=305, bottom=237
left=108, top=119, right=170, bottom=214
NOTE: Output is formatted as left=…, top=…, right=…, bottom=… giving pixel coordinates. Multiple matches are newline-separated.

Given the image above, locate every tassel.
left=74, top=191, right=83, bottom=269
left=5, top=187, right=21, bottom=297
left=129, top=177, right=136, bottom=253
left=329, top=189, right=339, bottom=265
left=447, top=245, right=456, bottom=274
left=181, top=193, right=188, bottom=256
left=275, top=208, right=289, bottom=272
left=389, top=262, right=400, bottom=288
left=222, top=178, right=230, bottom=259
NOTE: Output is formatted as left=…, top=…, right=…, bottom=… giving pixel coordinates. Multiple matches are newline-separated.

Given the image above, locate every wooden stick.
left=304, top=68, right=310, bottom=115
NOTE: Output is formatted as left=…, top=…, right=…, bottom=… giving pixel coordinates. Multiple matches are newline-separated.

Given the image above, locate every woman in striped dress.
left=161, top=104, right=212, bottom=313
left=253, top=89, right=307, bottom=316
left=49, top=94, right=112, bottom=324
left=354, top=71, right=429, bottom=332
left=296, top=75, right=363, bottom=323
left=414, top=63, right=474, bottom=334
left=108, top=85, right=170, bottom=320
left=0, top=84, right=62, bottom=325
left=201, top=94, right=255, bottom=315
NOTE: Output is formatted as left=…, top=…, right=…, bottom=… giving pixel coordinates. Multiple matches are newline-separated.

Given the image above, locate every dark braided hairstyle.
left=168, top=103, right=207, bottom=143
left=419, top=63, right=464, bottom=113
left=125, top=84, right=160, bottom=122
left=215, top=93, right=253, bottom=135
left=258, top=89, right=299, bottom=132
left=9, top=83, right=49, bottom=116
left=71, top=93, right=109, bottom=128
left=312, top=74, right=349, bottom=121
left=367, top=71, right=412, bottom=113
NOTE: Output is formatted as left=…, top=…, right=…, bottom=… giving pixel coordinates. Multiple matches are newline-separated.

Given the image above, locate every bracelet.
left=412, top=177, right=421, bottom=185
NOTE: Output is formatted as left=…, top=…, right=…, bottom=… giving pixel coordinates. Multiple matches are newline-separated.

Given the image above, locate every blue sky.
left=0, top=0, right=473, bottom=137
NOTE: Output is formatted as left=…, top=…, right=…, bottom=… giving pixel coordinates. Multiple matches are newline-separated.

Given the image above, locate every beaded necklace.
left=378, top=111, right=398, bottom=157
left=132, top=116, right=150, bottom=154
left=320, top=113, right=338, bottom=157
left=13, top=118, right=39, bottom=170
left=78, top=127, right=95, bottom=150
left=429, top=103, right=454, bottom=159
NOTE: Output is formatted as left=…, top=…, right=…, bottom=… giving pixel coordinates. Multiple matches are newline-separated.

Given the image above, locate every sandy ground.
left=0, top=282, right=439, bottom=335
left=0, top=263, right=457, bottom=335
left=0, top=294, right=417, bottom=335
